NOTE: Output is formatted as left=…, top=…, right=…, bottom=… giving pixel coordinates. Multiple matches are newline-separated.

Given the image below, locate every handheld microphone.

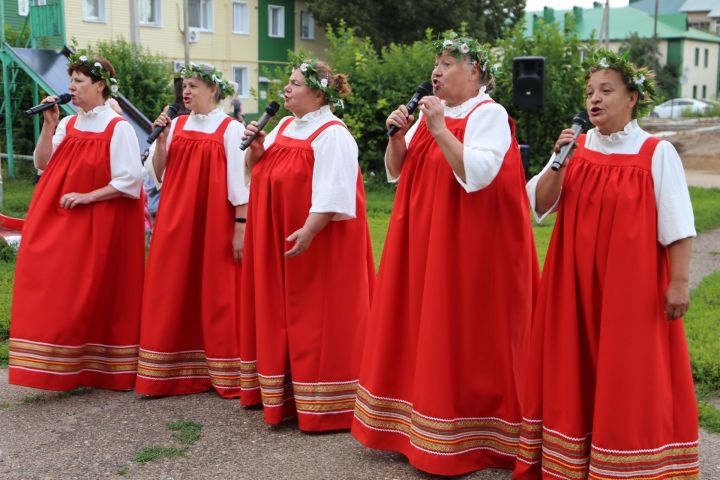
left=25, top=94, right=72, bottom=116
left=240, top=101, right=280, bottom=150
left=146, top=103, right=181, bottom=144
left=551, top=110, right=589, bottom=171
left=387, top=81, right=433, bottom=137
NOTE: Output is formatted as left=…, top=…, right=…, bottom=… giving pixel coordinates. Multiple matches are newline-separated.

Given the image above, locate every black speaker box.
left=513, top=56, right=545, bottom=111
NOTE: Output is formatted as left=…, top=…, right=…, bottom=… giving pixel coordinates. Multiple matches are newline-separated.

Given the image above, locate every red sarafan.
left=514, top=135, right=699, bottom=480
left=10, top=117, right=145, bottom=391
left=352, top=100, right=540, bottom=476
left=239, top=117, right=375, bottom=431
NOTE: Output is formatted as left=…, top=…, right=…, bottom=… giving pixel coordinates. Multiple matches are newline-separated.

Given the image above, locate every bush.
left=685, top=270, right=720, bottom=391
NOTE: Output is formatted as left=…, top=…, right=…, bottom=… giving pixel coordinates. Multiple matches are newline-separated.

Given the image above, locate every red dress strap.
left=637, top=135, right=662, bottom=170
left=175, top=114, right=190, bottom=132
left=212, top=116, right=234, bottom=141
left=466, top=99, right=495, bottom=118
left=305, top=120, right=346, bottom=145
left=66, top=115, right=78, bottom=132
left=276, top=116, right=295, bottom=137
left=102, top=116, right=126, bottom=140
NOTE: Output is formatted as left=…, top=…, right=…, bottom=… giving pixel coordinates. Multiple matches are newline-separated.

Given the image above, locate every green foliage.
left=698, top=400, right=720, bottom=433
left=685, top=270, right=720, bottom=391
left=0, top=238, right=16, bottom=263
left=133, top=446, right=186, bottom=463
left=689, top=187, right=720, bottom=233
left=166, top=420, right=203, bottom=445
left=305, top=0, right=524, bottom=48
left=0, top=26, right=41, bottom=155
left=619, top=33, right=679, bottom=101
left=84, top=37, right=173, bottom=119
left=321, top=23, right=435, bottom=173
left=494, top=19, right=595, bottom=175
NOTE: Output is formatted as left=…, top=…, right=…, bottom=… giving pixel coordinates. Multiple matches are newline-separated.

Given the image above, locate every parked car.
left=649, top=98, right=712, bottom=118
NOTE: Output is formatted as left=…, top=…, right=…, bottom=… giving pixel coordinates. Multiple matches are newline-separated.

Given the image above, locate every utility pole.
left=129, top=0, right=140, bottom=44
left=653, top=0, right=659, bottom=67
left=183, top=0, right=190, bottom=66
left=600, top=0, right=610, bottom=49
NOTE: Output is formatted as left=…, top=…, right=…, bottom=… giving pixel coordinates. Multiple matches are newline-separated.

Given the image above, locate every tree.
left=305, top=0, right=524, bottom=48
left=619, top=32, right=678, bottom=101
left=84, top=37, right=173, bottom=119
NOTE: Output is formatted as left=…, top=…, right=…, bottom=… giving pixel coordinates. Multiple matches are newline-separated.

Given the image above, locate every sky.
left=525, top=0, right=630, bottom=11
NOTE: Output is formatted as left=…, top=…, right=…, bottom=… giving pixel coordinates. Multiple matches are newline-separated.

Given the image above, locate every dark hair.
left=67, top=57, right=116, bottom=99
left=312, top=61, right=351, bottom=103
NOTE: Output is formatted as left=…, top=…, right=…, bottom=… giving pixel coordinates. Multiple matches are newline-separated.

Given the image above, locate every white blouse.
left=36, top=103, right=142, bottom=198
left=253, top=105, right=359, bottom=221
left=145, top=107, right=248, bottom=206
left=526, top=120, right=696, bottom=246
left=387, top=87, right=511, bottom=193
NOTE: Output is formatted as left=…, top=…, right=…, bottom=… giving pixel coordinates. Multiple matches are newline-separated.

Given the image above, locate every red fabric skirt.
left=513, top=136, right=699, bottom=480
left=352, top=103, right=539, bottom=476
left=9, top=117, right=145, bottom=391
left=240, top=119, right=375, bottom=431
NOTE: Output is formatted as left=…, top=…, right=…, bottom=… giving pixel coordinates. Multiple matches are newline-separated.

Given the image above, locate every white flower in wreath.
left=492, top=63, right=502, bottom=74
left=110, top=84, right=119, bottom=94
left=459, top=43, right=470, bottom=54
left=598, top=57, right=609, bottom=69
left=443, top=40, right=454, bottom=48
left=110, top=78, right=118, bottom=84
left=633, top=74, right=645, bottom=87
left=79, top=55, right=88, bottom=62
left=320, top=78, right=328, bottom=88
left=211, top=74, right=219, bottom=83
left=94, top=62, right=102, bottom=68
left=300, top=63, right=309, bottom=73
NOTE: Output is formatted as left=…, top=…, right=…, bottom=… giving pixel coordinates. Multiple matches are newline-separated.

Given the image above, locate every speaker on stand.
left=512, top=56, right=545, bottom=179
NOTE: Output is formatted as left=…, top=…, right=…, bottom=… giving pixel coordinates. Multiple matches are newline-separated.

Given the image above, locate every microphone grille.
left=418, top=81, right=433, bottom=96
left=166, top=103, right=181, bottom=118
left=575, top=110, right=589, bottom=125
left=58, top=93, right=72, bottom=104
left=266, top=101, right=280, bottom=115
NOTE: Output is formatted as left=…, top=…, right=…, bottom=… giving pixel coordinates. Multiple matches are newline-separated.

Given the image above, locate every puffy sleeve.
left=34, top=115, right=71, bottom=169
left=144, top=118, right=178, bottom=189
left=526, top=155, right=561, bottom=224
left=224, top=119, right=249, bottom=206
left=453, top=102, right=511, bottom=193
left=108, top=120, right=143, bottom=198
left=384, top=112, right=423, bottom=183
left=310, top=124, right=359, bottom=220
left=651, top=140, right=696, bottom=245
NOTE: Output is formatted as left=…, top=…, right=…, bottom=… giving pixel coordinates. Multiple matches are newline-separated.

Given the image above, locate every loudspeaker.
left=513, top=56, right=545, bottom=111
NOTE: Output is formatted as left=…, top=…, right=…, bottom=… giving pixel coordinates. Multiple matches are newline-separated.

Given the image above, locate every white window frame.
left=232, top=65, right=250, bottom=98
left=232, top=1, right=250, bottom=34
left=83, top=0, right=107, bottom=22
left=300, top=10, right=315, bottom=40
left=188, top=0, right=214, bottom=32
left=138, top=0, right=162, bottom=27
left=268, top=5, right=285, bottom=38
left=18, top=0, right=29, bottom=16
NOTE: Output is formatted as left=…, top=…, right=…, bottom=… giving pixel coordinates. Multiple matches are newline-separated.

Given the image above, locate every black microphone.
left=551, top=110, right=589, bottom=171
left=240, top=101, right=280, bottom=150
left=387, top=81, right=433, bottom=137
left=146, top=103, right=181, bottom=144
left=24, top=93, right=72, bottom=116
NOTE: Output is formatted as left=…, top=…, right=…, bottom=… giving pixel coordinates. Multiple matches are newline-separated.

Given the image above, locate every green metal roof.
left=525, top=6, right=720, bottom=44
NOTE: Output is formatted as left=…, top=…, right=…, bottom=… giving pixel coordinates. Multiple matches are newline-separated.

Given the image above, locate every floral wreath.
left=432, top=31, right=500, bottom=75
left=583, top=49, right=656, bottom=113
left=288, top=53, right=345, bottom=109
left=68, top=53, right=119, bottom=96
left=178, top=63, right=235, bottom=97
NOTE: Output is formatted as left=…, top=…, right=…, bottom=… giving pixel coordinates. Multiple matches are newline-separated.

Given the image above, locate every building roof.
left=680, top=0, right=720, bottom=13
left=630, top=0, right=686, bottom=16
left=525, top=5, right=720, bottom=43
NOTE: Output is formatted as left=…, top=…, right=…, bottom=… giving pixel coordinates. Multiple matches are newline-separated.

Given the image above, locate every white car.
left=650, top=98, right=711, bottom=118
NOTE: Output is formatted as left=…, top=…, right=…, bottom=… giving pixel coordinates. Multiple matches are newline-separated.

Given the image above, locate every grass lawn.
left=1, top=175, right=719, bottom=427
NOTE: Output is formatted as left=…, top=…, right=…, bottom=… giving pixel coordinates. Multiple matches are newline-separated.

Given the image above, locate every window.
left=268, top=5, right=285, bottom=38
left=18, top=0, right=29, bottom=16
left=704, top=48, right=709, bottom=68
left=232, top=2, right=249, bottom=34
left=188, top=0, right=213, bottom=31
left=702, top=85, right=707, bottom=98
left=83, top=0, right=106, bottom=22
left=693, top=85, right=697, bottom=98
left=139, top=0, right=161, bottom=26
left=233, top=66, right=250, bottom=97
left=695, top=48, right=699, bottom=66
left=300, top=10, right=315, bottom=40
